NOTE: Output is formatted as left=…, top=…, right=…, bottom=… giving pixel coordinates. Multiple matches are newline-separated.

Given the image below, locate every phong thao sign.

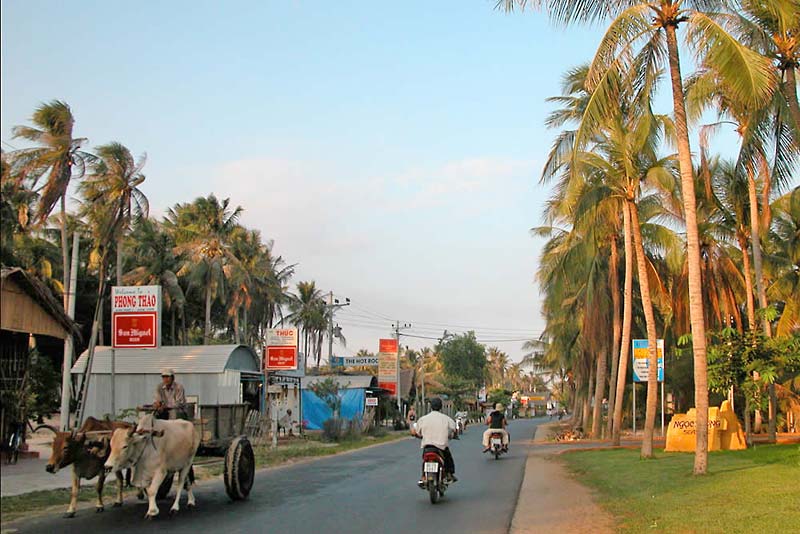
left=112, top=286, right=162, bottom=348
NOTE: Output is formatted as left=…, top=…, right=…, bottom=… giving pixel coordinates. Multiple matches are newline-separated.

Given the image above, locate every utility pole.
left=326, top=292, right=350, bottom=367
left=393, top=321, right=412, bottom=415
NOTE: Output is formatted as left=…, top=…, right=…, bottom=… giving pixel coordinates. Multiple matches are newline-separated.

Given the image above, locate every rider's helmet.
left=495, top=403, right=504, bottom=411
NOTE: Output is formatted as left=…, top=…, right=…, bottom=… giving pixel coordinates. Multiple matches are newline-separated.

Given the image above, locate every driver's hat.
left=161, top=368, right=175, bottom=377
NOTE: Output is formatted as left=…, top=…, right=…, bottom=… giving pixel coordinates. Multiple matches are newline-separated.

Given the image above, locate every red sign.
left=379, top=338, right=398, bottom=353
left=265, top=346, right=298, bottom=370
left=379, top=381, right=397, bottom=395
left=113, top=313, right=158, bottom=348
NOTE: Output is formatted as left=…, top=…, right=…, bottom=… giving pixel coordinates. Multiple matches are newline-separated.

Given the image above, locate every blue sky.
left=2, top=1, right=680, bottom=360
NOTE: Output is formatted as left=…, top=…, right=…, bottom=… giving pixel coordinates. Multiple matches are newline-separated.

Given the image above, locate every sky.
left=1, top=1, right=694, bottom=361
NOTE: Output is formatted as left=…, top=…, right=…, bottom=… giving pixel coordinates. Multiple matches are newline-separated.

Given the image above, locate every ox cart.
left=138, top=402, right=256, bottom=502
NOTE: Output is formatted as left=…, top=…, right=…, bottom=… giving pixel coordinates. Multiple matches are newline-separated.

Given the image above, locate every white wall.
left=79, top=373, right=240, bottom=420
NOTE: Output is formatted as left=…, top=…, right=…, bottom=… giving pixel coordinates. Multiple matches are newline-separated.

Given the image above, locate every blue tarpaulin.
left=301, top=388, right=366, bottom=430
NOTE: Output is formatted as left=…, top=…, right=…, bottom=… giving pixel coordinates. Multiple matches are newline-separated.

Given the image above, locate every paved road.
left=8, top=418, right=541, bottom=534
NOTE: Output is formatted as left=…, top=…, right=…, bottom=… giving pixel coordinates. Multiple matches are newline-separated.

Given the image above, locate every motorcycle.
left=455, top=415, right=467, bottom=436
left=413, top=424, right=451, bottom=504
left=486, top=431, right=507, bottom=460
left=420, top=445, right=450, bottom=503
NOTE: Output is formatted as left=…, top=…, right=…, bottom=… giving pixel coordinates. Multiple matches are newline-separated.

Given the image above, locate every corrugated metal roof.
left=71, top=345, right=260, bottom=375
left=301, top=375, right=377, bottom=390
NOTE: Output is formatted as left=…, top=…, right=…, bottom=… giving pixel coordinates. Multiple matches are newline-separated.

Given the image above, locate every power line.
left=338, top=310, right=540, bottom=336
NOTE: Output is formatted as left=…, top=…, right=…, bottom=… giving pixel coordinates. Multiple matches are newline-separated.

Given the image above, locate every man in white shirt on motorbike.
left=411, top=397, right=458, bottom=483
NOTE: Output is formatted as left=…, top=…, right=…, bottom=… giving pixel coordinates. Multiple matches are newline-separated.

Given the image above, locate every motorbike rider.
left=411, top=397, right=458, bottom=484
left=482, top=403, right=510, bottom=452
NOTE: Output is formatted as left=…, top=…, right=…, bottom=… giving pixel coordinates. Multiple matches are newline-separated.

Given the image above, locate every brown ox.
left=46, top=417, right=133, bottom=518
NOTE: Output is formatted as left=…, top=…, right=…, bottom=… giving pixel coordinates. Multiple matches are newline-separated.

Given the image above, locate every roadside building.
left=71, top=344, right=263, bottom=420
left=1, top=267, right=79, bottom=448
left=300, top=375, right=379, bottom=430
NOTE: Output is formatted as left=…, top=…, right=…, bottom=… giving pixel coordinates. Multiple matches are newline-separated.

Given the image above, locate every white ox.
left=105, top=414, right=200, bottom=518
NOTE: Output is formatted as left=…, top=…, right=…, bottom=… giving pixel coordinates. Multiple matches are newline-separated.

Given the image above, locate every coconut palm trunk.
left=737, top=235, right=756, bottom=328
left=612, top=202, right=634, bottom=446
left=116, top=235, right=123, bottom=286
left=629, top=201, right=660, bottom=458
left=204, top=279, right=213, bottom=344
left=746, top=167, right=777, bottom=442
left=592, top=347, right=608, bottom=438
left=582, top=357, right=594, bottom=431
left=607, top=235, right=621, bottom=439
left=665, top=23, right=709, bottom=475
left=60, top=196, right=71, bottom=309
left=783, top=68, right=800, bottom=131
left=748, top=168, right=772, bottom=337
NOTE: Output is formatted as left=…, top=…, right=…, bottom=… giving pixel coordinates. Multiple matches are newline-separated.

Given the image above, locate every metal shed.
left=71, top=345, right=263, bottom=420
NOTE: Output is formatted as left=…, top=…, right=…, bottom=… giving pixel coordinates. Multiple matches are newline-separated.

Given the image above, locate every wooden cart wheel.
left=224, top=436, right=254, bottom=501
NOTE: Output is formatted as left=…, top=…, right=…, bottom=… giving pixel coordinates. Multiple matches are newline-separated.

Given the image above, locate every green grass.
left=1, top=431, right=407, bottom=525
left=561, top=444, right=800, bottom=534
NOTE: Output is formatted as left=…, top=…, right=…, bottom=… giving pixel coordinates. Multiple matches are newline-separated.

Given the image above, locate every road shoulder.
left=509, top=423, right=615, bottom=534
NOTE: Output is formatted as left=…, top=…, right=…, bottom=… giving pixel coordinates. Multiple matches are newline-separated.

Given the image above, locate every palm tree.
left=501, top=0, right=778, bottom=474
left=768, top=187, right=800, bottom=336
left=166, top=195, right=243, bottom=344
left=286, top=281, right=326, bottom=369
left=686, top=60, right=799, bottom=440
left=124, top=218, right=186, bottom=344
left=11, top=100, right=92, bottom=309
left=737, top=0, right=800, bottom=130
left=79, top=142, right=148, bottom=286
left=486, top=347, right=509, bottom=389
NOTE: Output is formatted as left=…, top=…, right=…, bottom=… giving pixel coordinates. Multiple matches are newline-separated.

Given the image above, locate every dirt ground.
left=509, top=422, right=615, bottom=534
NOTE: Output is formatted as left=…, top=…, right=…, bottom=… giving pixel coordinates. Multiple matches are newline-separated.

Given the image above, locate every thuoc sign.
left=112, top=286, right=161, bottom=348
left=378, top=338, right=398, bottom=395
left=631, top=339, right=665, bottom=382
left=265, top=328, right=298, bottom=370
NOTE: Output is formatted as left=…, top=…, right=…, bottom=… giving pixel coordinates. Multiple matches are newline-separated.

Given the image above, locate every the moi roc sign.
left=112, top=286, right=162, bottom=348
left=632, top=339, right=664, bottom=382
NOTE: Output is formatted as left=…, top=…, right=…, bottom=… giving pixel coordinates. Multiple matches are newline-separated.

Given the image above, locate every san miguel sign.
left=265, top=328, right=298, bottom=370
left=112, top=286, right=162, bottom=348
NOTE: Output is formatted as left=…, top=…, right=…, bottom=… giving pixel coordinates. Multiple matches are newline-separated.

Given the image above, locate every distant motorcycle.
left=455, top=413, right=467, bottom=436
left=485, top=430, right=508, bottom=460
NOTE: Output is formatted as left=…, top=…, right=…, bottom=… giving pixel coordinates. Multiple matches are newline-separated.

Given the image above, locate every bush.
left=321, top=417, right=344, bottom=442
left=321, top=417, right=364, bottom=442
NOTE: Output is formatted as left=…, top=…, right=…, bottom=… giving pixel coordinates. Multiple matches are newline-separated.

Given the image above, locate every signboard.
left=379, top=338, right=398, bottom=353
left=632, top=339, right=665, bottom=382
left=112, top=286, right=161, bottom=348
left=340, top=356, right=378, bottom=366
left=377, top=338, right=398, bottom=395
left=268, top=374, right=301, bottom=387
left=365, top=397, right=378, bottom=407
left=265, top=328, right=298, bottom=370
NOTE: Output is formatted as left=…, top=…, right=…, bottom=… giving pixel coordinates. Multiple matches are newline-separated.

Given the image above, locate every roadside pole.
left=60, top=232, right=79, bottom=430
left=661, top=381, right=665, bottom=436
left=395, top=322, right=401, bottom=416
left=325, top=293, right=350, bottom=367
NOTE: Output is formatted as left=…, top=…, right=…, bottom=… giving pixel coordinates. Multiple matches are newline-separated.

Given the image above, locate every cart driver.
left=154, top=368, right=187, bottom=420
